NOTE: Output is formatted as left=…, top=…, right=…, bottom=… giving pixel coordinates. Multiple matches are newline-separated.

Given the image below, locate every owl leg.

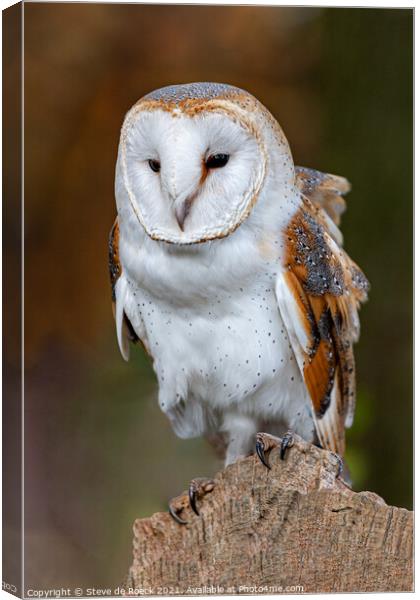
left=223, top=413, right=258, bottom=466
left=168, top=478, right=215, bottom=525
left=255, top=430, right=294, bottom=469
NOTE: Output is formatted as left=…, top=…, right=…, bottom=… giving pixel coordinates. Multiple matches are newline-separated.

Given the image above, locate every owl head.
left=115, top=82, right=294, bottom=245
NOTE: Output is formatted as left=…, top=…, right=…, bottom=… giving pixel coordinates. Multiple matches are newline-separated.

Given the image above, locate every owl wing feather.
left=276, top=174, right=369, bottom=456
left=109, top=218, right=151, bottom=360
left=295, top=166, right=350, bottom=246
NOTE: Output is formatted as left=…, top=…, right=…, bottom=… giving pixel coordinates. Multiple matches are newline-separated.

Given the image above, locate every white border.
left=0, top=2, right=414, bottom=600
left=3, top=1, right=416, bottom=7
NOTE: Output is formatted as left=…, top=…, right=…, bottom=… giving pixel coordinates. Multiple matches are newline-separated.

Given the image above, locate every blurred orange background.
left=17, top=3, right=412, bottom=591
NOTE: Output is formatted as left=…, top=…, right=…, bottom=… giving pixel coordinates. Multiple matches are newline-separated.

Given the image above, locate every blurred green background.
left=21, top=4, right=412, bottom=591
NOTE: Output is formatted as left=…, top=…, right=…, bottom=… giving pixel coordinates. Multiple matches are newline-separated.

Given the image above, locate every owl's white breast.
left=119, top=185, right=314, bottom=442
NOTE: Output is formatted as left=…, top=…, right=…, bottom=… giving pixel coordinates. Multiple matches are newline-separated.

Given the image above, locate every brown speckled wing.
left=295, top=166, right=350, bottom=227
left=277, top=195, right=369, bottom=456
left=109, top=217, right=121, bottom=302
left=108, top=218, right=139, bottom=344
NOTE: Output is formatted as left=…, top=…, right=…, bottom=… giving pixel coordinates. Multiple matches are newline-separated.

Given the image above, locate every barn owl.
left=109, top=82, right=369, bottom=524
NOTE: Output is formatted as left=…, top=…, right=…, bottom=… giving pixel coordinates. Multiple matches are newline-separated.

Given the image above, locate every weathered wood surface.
left=124, top=435, right=413, bottom=594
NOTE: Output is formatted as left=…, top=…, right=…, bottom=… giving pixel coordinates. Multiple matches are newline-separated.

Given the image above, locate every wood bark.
left=123, top=435, right=413, bottom=594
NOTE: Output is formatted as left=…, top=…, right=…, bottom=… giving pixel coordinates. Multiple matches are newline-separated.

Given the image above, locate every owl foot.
left=332, top=452, right=344, bottom=479
left=168, top=493, right=189, bottom=525
left=189, top=478, right=215, bottom=516
left=256, top=431, right=294, bottom=469
left=316, top=441, right=345, bottom=480
left=168, top=478, right=215, bottom=525
left=280, top=431, right=294, bottom=460
left=256, top=432, right=274, bottom=469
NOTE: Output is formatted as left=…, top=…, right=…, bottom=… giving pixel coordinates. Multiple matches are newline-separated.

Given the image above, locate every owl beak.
left=175, top=201, right=188, bottom=231
left=174, top=196, right=194, bottom=231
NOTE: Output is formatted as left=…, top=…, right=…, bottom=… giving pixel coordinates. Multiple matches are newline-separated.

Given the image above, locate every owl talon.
left=188, top=478, right=215, bottom=516
left=168, top=505, right=187, bottom=525
left=256, top=432, right=284, bottom=469
left=256, top=436, right=271, bottom=469
left=280, top=431, right=294, bottom=460
left=169, top=478, right=215, bottom=524
left=256, top=431, right=294, bottom=467
left=332, top=452, right=344, bottom=479
left=168, top=493, right=189, bottom=525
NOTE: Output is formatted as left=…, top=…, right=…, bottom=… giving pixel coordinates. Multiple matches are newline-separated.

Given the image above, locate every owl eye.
left=205, top=153, right=230, bottom=169
left=148, top=159, right=161, bottom=173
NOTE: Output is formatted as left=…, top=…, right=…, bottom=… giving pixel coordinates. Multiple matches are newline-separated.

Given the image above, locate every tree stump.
left=123, top=434, right=413, bottom=594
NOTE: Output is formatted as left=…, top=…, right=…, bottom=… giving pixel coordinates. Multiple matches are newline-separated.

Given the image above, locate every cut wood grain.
left=123, top=434, right=413, bottom=594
